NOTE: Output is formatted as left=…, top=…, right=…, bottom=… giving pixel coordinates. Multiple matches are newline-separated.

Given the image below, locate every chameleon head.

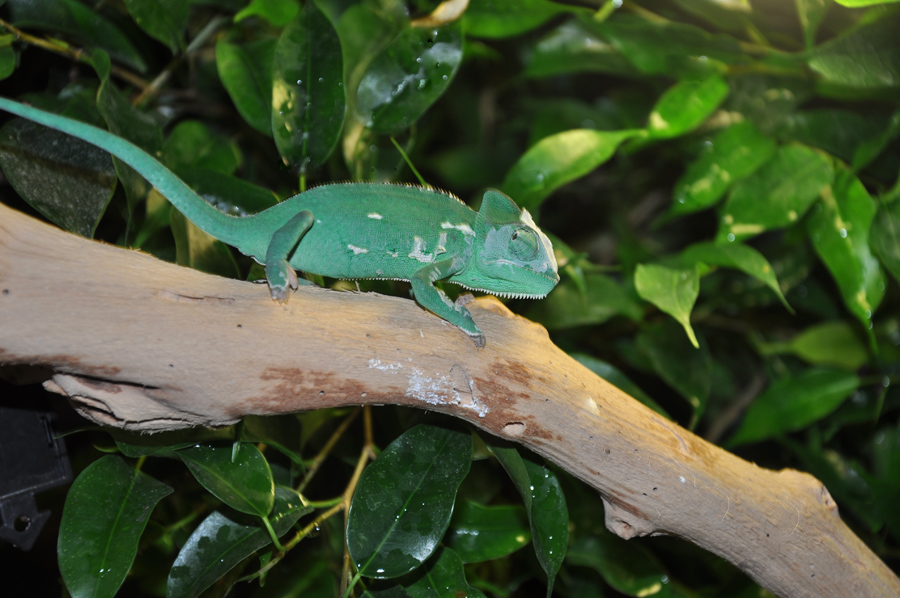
left=451, top=189, right=560, bottom=299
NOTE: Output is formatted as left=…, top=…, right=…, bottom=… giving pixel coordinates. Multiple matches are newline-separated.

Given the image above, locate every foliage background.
left=0, top=0, right=898, bottom=596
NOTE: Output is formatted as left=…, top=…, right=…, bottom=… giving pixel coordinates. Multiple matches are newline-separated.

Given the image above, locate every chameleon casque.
left=0, top=97, right=559, bottom=347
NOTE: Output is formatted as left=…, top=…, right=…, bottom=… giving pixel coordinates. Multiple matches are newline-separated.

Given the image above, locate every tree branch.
left=1, top=202, right=897, bottom=598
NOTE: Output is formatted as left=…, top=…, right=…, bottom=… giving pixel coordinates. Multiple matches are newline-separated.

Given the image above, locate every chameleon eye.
left=509, top=228, right=539, bottom=260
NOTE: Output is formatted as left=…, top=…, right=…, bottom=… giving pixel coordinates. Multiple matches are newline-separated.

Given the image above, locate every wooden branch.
left=1, top=201, right=897, bottom=598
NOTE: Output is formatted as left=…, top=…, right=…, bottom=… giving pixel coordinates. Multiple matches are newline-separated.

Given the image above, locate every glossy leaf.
left=491, top=447, right=567, bottom=597
left=502, top=129, right=640, bottom=211
left=807, top=14, right=900, bottom=88
left=445, top=501, right=530, bottom=563
left=403, top=547, right=487, bottom=598
left=572, top=354, right=669, bottom=418
left=635, top=263, right=701, bottom=348
left=727, top=369, right=860, bottom=446
left=463, top=0, right=574, bottom=39
left=807, top=169, right=885, bottom=336
left=524, top=20, right=638, bottom=79
left=870, top=198, right=900, bottom=284
left=122, top=0, right=188, bottom=53
left=679, top=241, right=790, bottom=310
left=717, top=144, right=833, bottom=242
left=647, top=75, right=729, bottom=140
left=234, top=0, right=300, bottom=26
left=163, top=121, right=238, bottom=175
left=669, top=120, right=776, bottom=216
left=167, top=487, right=311, bottom=598
left=271, top=2, right=345, bottom=170
left=635, top=320, right=712, bottom=423
left=216, top=39, right=276, bottom=136
left=567, top=529, right=670, bottom=597
left=357, top=23, right=462, bottom=135
left=0, top=117, right=116, bottom=238
left=527, top=272, right=643, bottom=330
left=58, top=456, right=172, bottom=598
left=7, top=0, right=147, bottom=72
left=347, top=425, right=472, bottom=579
left=177, top=443, right=275, bottom=517
left=241, top=414, right=304, bottom=467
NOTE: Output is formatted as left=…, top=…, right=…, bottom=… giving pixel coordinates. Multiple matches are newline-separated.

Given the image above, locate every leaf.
left=776, top=109, right=898, bottom=167
left=167, top=487, right=312, bottom=598
left=502, top=129, right=640, bottom=212
left=647, top=75, right=730, bottom=140
left=216, top=39, right=276, bottom=136
left=834, top=0, right=900, bottom=4
left=122, top=0, right=188, bottom=53
left=727, top=369, right=860, bottom=446
left=635, top=263, right=701, bottom=348
left=782, top=321, right=869, bottom=371
left=717, top=144, right=834, bottom=243
left=668, top=120, right=777, bottom=217
left=572, top=354, right=670, bottom=418
left=163, top=121, right=239, bottom=174
left=463, top=0, right=575, bottom=39
left=177, top=443, right=275, bottom=517
left=795, top=0, right=829, bottom=50
left=807, top=13, right=900, bottom=88
left=175, top=168, right=279, bottom=216
left=524, top=19, right=638, bottom=79
left=346, top=425, right=472, bottom=579
left=402, top=547, right=487, bottom=598
left=357, top=23, right=462, bottom=135
left=491, top=447, right=567, bottom=597
left=526, top=272, right=643, bottom=330
left=234, top=0, right=300, bottom=27
left=567, top=529, right=670, bottom=597
left=170, top=209, right=241, bottom=278
left=0, top=117, right=116, bottom=238
left=7, top=0, right=147, bottom=72
left=58, top=456, right=172, bottom=598
left=0, top=44, right=15, bottom=81
left=271, top=2, right=345, bottom=171
left=807, top=169, right=886, bottom=338
left=635, top=320, right=712, bottom=425
left=679, top=241, right=791, bottom=310
left=870, top=198, right=900, bottom=284
left=445, top=501, right=530, bottom=563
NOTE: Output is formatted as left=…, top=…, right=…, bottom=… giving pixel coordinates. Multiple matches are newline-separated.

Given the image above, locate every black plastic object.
left=0, top=399, right=72, bottom=550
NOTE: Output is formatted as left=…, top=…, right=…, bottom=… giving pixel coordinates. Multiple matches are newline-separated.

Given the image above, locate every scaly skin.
left=0, top=97, right=559, bottom=346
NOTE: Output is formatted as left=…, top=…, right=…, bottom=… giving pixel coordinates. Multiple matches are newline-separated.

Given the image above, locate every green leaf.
left=669, top=120, right=777, bottom=217
left=524, top=19, right=638, bottom=79
left=567, top=529, right=670, bottom=597
left=216, top=39, right=276, bottom=136
left=58, top=456, right=172, bottom=598
left=679, top=241, right=791, bottom=310
left=0, top=117, right=116, bottom=238
left=7, top=0, right=147, bottom=72
left=795, top=0, right=829, bottom=50
left=167, top=487, right=312, bottom=598
left=717, top=144, right=834, bottom=242
left=807, top=169, right=886, bottom=337
left=727, top=369, right=860, bottom=447
left=778, top=321, right=869, bottom=371
left=571, top=354, right=670, bottom=418
left=445, top=501, right=530, bottom=563
left=271, top=2, right=345, bottom=170
left=834, top=0, right=900, bottom=4
left=241, top=414, right=304, bottom=467
left=402, top=547, right=487, bottom=598
left=491, top=447, right=567, bottom=597
left=502, top=129, right=639, bottom=212
left=122, top=0, right=188, bottom=53
left=170, top=208, right=241, bottom=278
left=807, top=13, right=900, bottom=89
left=346, top=425, right=472, bottom=579
left=357, top=23, right=462, bottom=135
left=647, top=75, right=730, bottom=140
left=163, top=121, right=238, bottom=175
left=177, top=443, right=275, bottom=517
left=527, top=272, right=643, bottom=330
left=0, top=44, right=15, bottom=81
left=870, top=198, right=900, bottom=284
left=234, top=0, right=300, bottom=27
left=635, top=320, right=712, bottom=424
left=463, top=0, right=574, bottom=39
left=776, top=109, right=898, bottom=168
left=635, top=263, right=701, bottom=348
left=176, top=168, right=279, bottom=216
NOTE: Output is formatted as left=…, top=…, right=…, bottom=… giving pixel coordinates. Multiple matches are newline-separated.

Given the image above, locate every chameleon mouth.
left=452, top=282, right=549, bottom=300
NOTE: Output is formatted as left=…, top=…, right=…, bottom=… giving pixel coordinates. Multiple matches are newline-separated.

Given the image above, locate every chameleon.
left=0, top=96, right=559, bottom=347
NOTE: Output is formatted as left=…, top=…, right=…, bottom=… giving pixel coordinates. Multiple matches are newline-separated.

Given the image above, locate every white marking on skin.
left=367, top=359, right=402, bottom=371
left=367, top=213, right=383, bottom=220
left=408, top=236, right=434, bottom=263
left=405, top=368, right=489, bottom=417
left=441, top=222, right=475, bottom=236
left=436, top=232, right=448, bottom=254
left=347, top=244, right=368, bottom=255
left=376, top=269, right=383, bottom=276
left=387, top=251, right=399, bottom=258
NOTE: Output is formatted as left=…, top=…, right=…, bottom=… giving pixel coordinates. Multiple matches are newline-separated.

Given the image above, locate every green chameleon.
left=0, top=97, right=559, bottom=347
